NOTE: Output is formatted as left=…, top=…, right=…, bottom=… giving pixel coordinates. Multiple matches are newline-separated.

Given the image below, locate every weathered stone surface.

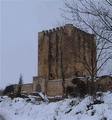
left=38, top=24, right=96, bottom=80
left=96, top=76, right=112, bottom=91
left=46, top=80, right=63, bottom=96
left=14, top=83, right=33, bottom=94
left=36, top=24, right=96, bottom=96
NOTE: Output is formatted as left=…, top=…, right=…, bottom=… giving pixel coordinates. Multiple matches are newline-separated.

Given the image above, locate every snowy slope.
left=0, top=92, right=112, bottom=120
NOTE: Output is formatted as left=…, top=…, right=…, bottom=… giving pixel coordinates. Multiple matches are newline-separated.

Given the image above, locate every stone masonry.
left=33, top=24, right=96, bottom=96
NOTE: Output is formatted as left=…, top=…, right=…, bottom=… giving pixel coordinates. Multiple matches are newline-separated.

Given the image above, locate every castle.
left=15, top=24, right=96, bottom=96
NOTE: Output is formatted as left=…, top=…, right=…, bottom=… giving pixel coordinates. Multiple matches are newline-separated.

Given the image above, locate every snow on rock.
left=0, top=92, right=112, bottom=120
left=37, top=92, right=49, bottom=103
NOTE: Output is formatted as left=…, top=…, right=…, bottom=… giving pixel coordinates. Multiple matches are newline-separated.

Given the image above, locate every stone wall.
left=46, top=80, right=63, bottom=96
left=14, top=83, right=33, bottom=94
left=97, top=76, right=112, bottom=91
left=32, top=76, right=75, bottom=96
left=33, top=76, right=46, bottom=93
left=32, top=76, right=76, bottom=96
left=21, top=83, right=33, bottom=94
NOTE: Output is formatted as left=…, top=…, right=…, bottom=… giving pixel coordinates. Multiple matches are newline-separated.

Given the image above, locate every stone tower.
left=13, top=24, right=96, bottom=97
left=38, top=24, right=96, bottom=80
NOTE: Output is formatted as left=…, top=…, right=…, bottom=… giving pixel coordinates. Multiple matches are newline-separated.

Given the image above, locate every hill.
left=0, top=92, right=112, bottom=120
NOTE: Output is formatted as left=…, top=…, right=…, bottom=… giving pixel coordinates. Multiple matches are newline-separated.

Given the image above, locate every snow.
left=37, top=92, right=49, bottom=103
left=0, top=92, right=112, bottom=120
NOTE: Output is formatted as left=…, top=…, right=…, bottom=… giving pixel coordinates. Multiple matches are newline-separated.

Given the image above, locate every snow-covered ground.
left=0, top=92, right=112, bottom=120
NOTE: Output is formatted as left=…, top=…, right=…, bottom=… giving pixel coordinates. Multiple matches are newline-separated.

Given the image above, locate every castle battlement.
left=39, top=24, right=95, bottom=39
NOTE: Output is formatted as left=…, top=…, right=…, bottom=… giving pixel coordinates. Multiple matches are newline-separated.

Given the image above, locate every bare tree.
left=63, top=0, right=112, bottom=59
left=81, top=33, right=111, bottom=96
left=64, top=0, right=112, bottom=43
left=63, top=0, right=112, bottom=96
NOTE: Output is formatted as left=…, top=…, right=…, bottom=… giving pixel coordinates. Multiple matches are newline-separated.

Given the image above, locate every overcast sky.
left=0, top=0, right=65, bottom=89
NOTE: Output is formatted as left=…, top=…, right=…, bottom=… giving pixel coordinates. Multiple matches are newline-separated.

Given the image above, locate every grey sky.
left=0, top=0, right=64, bottom=89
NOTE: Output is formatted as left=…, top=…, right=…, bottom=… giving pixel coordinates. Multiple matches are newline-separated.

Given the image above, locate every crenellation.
left=43, top=31, right=48, bottom=35
left=52, top=29, right=55, bottom=32
left=56, top=27, right=60, bottom=31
